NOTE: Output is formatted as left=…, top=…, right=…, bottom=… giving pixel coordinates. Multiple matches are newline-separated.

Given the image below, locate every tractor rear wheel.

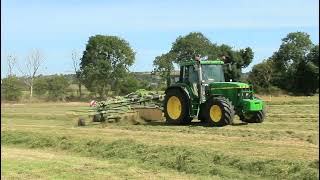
left=240, top=108, right=266, bottom=123
left=92, top=114, right=101, bottom=122
left=164, top=88, right=191, bottom=125
left=205, top=97, right=235, bottom=127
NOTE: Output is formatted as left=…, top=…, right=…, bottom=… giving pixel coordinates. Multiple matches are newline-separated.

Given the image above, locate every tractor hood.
left=209, top=82, right=250, bottom=90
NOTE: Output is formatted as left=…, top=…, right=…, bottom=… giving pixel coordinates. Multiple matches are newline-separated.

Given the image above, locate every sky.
left=1, top=0, right=319, bottom=77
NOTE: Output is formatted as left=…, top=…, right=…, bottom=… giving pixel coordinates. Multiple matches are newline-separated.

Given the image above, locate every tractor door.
left=181, top=66, right=198, bottom=97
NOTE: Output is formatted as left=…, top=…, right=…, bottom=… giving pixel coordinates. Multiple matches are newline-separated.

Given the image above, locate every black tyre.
left=239, top=108, right=266, bottom=123
left=78, top=117, right=85, bottom=126
left=92, top=114, right=102, bottom=122
left=204, top=97, right=235, bottom=127
left=164, top=88, right=191, bottom=125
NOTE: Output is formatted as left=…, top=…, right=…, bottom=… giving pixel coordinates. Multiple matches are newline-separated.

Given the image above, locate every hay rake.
left=82, top=89, right=164, bottom=125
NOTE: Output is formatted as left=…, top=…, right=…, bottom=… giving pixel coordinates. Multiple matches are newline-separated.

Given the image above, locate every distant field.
left=1, top=95, right=319, bottom=179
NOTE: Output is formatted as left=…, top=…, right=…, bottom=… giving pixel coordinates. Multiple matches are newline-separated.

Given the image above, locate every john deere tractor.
left=163, top=57, right=266, bottom=126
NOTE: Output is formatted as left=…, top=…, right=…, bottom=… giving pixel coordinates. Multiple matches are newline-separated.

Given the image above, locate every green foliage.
left=248, top=60, right=274, bottom=93
left=307, top=45, right=319, bottom=66
left=80, top=35, right=135, bottom=97
left=117, top=75, right=146, bottom=95
left=170, top=32, right=213, bottom=61
left=292, top=61, right=319, bottom=95
left=1, top=76, right=23, bottom=101
left=153, top=53, right=175, bottom=86
left=47, top=75, right=70, bottom=101
left=219, top=45, right=254, bottom=82
left=250, top=32, right=319, bottom=95
left=170, top=33, right=254, bottom=81
left=240, top=47, right=254, bottom=68
left=153, top=32, right=254, bottom=84
left=34, top=76, right=49, bottom=96
left=273, top=32, right=314, bottom=90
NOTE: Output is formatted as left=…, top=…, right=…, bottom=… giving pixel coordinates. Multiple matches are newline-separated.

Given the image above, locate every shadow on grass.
left=81, top=118, right=249, bottom=128
left=230, top=122, right=248, bottom=126
left=142, top=120, right=248, bottom=127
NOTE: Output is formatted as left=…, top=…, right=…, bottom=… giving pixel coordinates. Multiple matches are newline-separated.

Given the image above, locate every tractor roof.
left=180, top=60, right=224, bottom=66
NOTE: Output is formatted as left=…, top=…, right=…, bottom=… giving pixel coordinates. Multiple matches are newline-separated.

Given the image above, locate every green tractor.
left=163, top=57, right=266, bottom=126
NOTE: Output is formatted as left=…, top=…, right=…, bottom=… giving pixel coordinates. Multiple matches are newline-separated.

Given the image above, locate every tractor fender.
left=207, top=94, right=232, bottom=104
left=165, top=85, right=192, bottom=115
left=207, top=94, right=224, bottom=99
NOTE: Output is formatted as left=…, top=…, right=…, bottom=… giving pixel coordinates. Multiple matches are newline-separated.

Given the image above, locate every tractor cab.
left=178, top=59, right=225, bottom=96
left=179, top=61, right=225, bottom=82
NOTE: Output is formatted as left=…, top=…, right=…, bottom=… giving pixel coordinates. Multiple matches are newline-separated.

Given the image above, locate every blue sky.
left=1, top=0, right=319, bottom=77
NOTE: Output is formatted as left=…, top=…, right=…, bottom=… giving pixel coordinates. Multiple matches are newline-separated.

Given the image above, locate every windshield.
left=201, top=65, right=225, bottom=83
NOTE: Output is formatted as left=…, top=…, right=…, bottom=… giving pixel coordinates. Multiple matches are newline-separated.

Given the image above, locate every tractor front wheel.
left=205, top=97, right=235, bottom=127
left=164, top=88, right=191, bottom=125
left=239, top=108, right=266, bottom=123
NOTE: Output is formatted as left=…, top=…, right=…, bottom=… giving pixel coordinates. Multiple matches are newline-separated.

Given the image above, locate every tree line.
left=248, top=32, right=319, bottom=95
left=153, top=32, right=254, bottom=86
left=2, top=31, right=319, bottom=102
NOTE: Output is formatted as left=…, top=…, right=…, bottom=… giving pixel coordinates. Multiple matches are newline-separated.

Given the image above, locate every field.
left=1, top=95, right=319, bottom=179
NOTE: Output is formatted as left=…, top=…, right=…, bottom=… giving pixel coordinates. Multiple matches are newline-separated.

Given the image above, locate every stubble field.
left=1, top=95, right=319, bottom=179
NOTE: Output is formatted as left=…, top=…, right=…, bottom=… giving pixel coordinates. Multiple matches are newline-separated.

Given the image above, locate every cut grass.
left=1, top=95, right=319, bottom=179
left=2, top=122, right=318, bottom=161
left=2, top=146, right=211, bottom=180
left=1, top=130, right=318, bottom=180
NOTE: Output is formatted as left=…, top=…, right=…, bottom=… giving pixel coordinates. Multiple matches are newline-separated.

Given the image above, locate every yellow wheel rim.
left=210, top=105, right=222, bottom=122
left=167, top=96, right=182, bottom=120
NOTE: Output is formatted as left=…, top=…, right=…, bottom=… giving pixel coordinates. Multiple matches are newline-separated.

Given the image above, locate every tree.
left=7, top=54, right=17, bottom=77
left=1, top=76, right=23, bottom=101
left=248, top=59, right=274, bottom=93
left=19, top=49, right=45, bottom=101
left=80, top=35, right=135, bottom=98
left=34, top=75, right=49, bottom=96
left=153, top=53, right=175, bottom=86
left=217, top=45, right=254, bottom=82
left=170, top=32, right=213, bottom=62
left=307, top=44, right=319, bottom=67
left=271, top=32, right=318, bottom=94
left=72, top=50, right=83, bottom=98
left=47, top=75, right=70, bottom=101
left=154, top=32, right=254, bottom=83
left=292, top=61, right=319, bottom=95
left=118, top=75, right=141, bottom=95
left=153, top=33, right=209, bottom=88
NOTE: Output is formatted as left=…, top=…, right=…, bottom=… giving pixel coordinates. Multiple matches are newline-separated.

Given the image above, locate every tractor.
left=84, top=56, right=265, bottom=127
left=163, top=56, right=266, bottom=126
